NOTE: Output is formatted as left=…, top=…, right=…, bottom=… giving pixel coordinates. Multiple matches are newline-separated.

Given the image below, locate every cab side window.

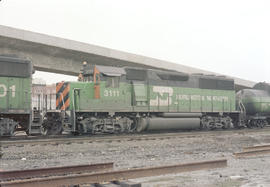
left=106, top=76, right=120, bottom=88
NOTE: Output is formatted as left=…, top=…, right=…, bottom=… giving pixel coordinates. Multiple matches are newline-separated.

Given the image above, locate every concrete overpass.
left=0, top=25, right=255, bottom=90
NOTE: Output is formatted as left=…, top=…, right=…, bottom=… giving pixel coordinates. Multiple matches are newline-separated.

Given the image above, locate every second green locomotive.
left=0, top=56, right=32, bottom=136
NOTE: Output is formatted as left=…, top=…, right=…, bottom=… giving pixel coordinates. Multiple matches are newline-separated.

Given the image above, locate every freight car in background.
left=41, top=62, right=243, bottom=135
left=237, top=82, right=270, bottom=128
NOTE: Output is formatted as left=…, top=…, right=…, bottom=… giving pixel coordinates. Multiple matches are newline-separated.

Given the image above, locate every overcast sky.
left=0, top=0, right=269, bottom=84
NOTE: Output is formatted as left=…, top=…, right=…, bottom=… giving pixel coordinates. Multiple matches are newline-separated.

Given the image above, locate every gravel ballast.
left=1, top=130, right=270, bottom=186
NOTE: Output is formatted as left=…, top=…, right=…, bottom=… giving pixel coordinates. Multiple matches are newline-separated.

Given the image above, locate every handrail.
left=72, top=88, right=81, bottom=132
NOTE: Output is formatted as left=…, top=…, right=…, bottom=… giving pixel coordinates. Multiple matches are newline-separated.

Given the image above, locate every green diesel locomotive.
left=0, top=56, right=32, bottom=136
left=42, top=62, right=241, bottom=135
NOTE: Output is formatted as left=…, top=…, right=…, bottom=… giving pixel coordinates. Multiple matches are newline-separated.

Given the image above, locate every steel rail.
left=0, top=159, right=227, bottom=187
left=242, top=144, right=270, bottom=151
left=2, top=127, right=270, bottom=147
left=234, top=149, right=270, bottom=158
left=0, top=162, right=113, bottom=181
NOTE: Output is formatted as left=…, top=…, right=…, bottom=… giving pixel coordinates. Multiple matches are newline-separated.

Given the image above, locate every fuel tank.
left=136, top=117, right=200, bottom=132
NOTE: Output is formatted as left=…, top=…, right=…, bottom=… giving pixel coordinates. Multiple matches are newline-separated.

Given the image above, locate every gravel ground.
left=1, top=130, right=270, bottom=186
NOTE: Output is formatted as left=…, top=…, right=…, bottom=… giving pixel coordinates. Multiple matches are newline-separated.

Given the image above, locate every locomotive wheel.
left=0, top=118, right=17, bottom=136
left=222, top=122, right=229, bottom=129
left=207, top=122, right=216, bottom=130
left=247, top=119, right=267, bottom=129
left=9, top=126, right=16, bottom=136
left=130, top=118, right=138, bottom=132
left=77, top=124, right=85, bottom=135
left=246, top=120, right=253, bottom=128
left=92, top=124, right=104, bottom=134
left=48, top=123, right=63, bottom=135
left=258, top=120, right=267, bottom=128
left=41, top=122, right=63, bottom=136
left=112, top=124, right=123, bottom=134
left=40, top=125, right=48, bottom=136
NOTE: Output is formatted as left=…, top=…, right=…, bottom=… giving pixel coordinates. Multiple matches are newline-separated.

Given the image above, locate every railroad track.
left=234, top=144, right=270, bottom=158
left=0, top=159, right=227, bottom=187
left=1, top=127, right=270, bottom=147
left=0, top=163, right=113, bottom=181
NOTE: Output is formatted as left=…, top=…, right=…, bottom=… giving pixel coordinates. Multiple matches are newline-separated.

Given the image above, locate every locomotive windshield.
left=79, top=62, right=125, bottom=83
